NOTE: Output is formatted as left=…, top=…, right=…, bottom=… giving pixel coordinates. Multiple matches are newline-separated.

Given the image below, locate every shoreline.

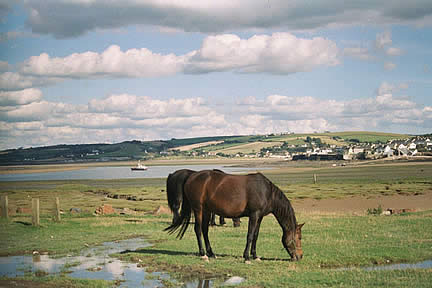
left=0, top=158, right=280, bottom=175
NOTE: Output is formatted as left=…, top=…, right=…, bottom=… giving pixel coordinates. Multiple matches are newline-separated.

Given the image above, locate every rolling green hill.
left=0, top=131, right=412, bottom=165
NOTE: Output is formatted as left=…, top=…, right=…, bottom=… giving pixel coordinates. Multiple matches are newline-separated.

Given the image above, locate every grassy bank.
left=1, top=210, right=431, bottom=287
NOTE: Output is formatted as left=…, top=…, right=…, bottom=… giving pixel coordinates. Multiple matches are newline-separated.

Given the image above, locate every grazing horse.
left=166, top=169, right=241, bottom=226
left=165, top=170, right=304, bottom=262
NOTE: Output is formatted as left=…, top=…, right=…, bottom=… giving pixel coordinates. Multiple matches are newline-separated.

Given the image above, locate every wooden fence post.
left=55, top=197, right=61, bottom=222
left=1, top=195, right=8, bottom=220
left=32, top=198, right=40, bottom=226
left=313, top=174, right=317, bottom=184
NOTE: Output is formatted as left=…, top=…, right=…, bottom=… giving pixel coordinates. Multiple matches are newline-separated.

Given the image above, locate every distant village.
left=194, top=135, right=432, bottom=161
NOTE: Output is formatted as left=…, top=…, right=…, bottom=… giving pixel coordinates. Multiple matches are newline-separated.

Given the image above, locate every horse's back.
left=185, top=170, right=270, bottom=217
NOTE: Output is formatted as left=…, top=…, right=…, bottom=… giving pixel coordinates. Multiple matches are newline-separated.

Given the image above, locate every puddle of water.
left=364, top=260, right=432, bottom=271
left=338, top=259, right=432, bottom=271
left=0, top=238, right=231, bottom=287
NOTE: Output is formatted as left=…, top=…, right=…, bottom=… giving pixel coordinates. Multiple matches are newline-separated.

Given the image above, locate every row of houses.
left=265, top=136, right=432, bottom=161
left=344, top=136, right=432, bottom=160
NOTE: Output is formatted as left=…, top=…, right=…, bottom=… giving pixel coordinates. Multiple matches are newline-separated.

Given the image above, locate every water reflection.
left=0, top=238, right=247, bottom=287
left=0, top=238, right=164, bottom=287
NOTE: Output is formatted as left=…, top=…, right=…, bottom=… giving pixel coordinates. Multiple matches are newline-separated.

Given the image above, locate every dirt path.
left=292, top=191, right=432, bottom=215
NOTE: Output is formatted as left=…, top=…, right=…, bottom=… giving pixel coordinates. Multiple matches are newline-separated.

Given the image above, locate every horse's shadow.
left=123, top=248, right=292, bottom=262
left=121, top=248, right=193, bottom=257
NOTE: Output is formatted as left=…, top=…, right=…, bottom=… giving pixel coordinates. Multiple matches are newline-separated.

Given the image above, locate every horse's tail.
left=164, top=191, right=191, bottom=239
left=166, top=173, right=180, bottom=215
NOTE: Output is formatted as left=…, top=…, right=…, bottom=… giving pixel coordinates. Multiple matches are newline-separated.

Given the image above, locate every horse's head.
left=282, top=222, right=304, bottom=261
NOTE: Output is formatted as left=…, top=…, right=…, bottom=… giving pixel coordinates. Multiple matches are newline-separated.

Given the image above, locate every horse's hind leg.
left=193, top=211, right=206, bottom=258
left=202, top=211, right=215, bottom=258
left=210, top=212, right=216, bottom=226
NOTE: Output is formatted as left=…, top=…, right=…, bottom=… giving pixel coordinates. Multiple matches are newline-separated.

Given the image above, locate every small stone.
left=224, top=276, right=245, bottom=285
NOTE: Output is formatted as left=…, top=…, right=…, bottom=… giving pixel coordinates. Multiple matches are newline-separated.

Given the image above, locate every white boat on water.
left=131, top=160, right=148, bottom=171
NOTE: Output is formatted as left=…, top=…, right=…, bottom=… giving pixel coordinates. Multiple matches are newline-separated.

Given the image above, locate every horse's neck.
left=271, top=187, right=296, bottom=232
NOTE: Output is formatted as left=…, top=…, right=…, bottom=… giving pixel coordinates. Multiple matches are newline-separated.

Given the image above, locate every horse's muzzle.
left=291, top=254, right=303, bottom=261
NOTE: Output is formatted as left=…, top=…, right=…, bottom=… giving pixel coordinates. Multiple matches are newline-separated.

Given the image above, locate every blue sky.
left=0, top=0, right=431, bottom=149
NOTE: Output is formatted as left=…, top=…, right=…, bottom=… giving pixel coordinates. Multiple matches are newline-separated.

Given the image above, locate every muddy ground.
left=293, top=191, right=432, bottom=215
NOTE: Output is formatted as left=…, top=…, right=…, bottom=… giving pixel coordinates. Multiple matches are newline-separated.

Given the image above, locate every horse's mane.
left=263, top=175, right=297, bottom=230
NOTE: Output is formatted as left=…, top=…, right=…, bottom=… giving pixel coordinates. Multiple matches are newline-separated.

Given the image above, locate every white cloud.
left=1, top=85, right=430, bottom=150
left=0, top=72, right=61, bottom=91
left=0, top=88, right=42, bottom=106
left=11, top=33, right=339, bottom=88
left=21, top=45, right=186, bottom=78
left=23, top=0, right=432, bottom=38
left=186, top=33, right=339, bottom=74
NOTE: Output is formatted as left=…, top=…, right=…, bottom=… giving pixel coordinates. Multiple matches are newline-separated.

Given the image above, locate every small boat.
left=131, top=160, right=148, bottom=171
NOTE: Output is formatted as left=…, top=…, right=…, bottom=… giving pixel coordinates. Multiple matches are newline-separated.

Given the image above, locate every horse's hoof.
left=245, top=260, right=252, bottom=265
left=254, top=257, right=262, bottom=262
left=201, top=255, right=209, bottom=262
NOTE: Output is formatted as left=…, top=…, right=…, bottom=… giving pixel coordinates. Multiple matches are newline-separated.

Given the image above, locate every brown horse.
left=166, top=169, right=240, bottom=226
left=165, top=170, right=304, bottom=262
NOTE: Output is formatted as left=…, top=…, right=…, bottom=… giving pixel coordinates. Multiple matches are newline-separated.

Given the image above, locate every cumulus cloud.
left=9, top=33, right=339, bottom=89
left=0, top=88, right=42, bottom=106
left=0, top=72, right=61, bottom=91
left=1, top=83, right=430, bottom=149
left=20, top=45, right=187, bottom=78
left=186, top=33, right=339, bottom=74
left=88, top=94, right=210, bottom=119
left=23, top=0, right=432, bottom=38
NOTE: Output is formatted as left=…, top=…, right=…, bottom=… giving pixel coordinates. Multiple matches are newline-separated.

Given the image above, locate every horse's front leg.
left=251, top=216, right=263, bottom=260
left=243, top=213, right=259, bottom=263
left=193, top=211, right=206, bottom=258
left=202, top=211, right=215, bottom=258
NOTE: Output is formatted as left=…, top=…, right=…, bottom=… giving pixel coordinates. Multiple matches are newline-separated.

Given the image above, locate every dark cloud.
left=24, top=1, right=432, bottom=38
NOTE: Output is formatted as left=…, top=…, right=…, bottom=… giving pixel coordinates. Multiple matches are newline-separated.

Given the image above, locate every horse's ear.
left=298, top=222, right=305, bottom=229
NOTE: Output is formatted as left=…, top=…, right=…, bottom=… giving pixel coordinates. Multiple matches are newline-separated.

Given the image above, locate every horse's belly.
left=206, top=198, right=246, bottom=217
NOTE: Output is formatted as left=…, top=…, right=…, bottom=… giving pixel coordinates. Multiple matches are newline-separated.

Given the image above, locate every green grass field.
left=1, top=160, right=431, bottom=287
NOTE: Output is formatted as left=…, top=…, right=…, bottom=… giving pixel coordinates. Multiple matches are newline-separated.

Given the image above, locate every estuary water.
left=0, top=164, right=266, bottom=182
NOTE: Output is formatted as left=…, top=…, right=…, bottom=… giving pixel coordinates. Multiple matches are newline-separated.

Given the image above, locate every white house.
left=397, top=144, right=409, bottom=156
left=383, top=145, right=394, bottom=157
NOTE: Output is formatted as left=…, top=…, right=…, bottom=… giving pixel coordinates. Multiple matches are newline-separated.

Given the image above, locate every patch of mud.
left=293, top=192, right=432, bottom=214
